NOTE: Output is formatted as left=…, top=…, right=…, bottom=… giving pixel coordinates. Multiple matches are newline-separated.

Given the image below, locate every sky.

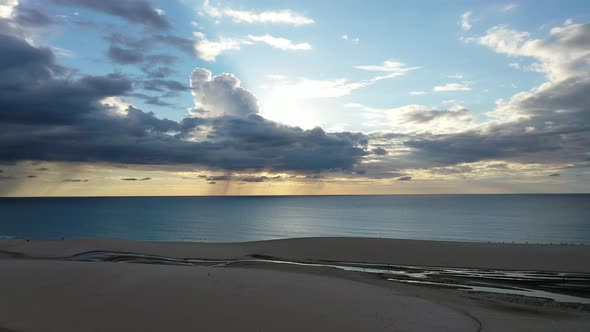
left=0, top=0, right=589, bottom=196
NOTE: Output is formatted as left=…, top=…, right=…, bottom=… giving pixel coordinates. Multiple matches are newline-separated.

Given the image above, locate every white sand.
left=1, top=237, right=589, bottom=331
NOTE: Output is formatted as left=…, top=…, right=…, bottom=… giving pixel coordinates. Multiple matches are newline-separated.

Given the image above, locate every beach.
left=1, top=237, right=590, bottom=331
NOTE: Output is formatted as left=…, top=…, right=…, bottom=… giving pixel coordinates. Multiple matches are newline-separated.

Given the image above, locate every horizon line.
left=1, top=193, right=589, bottom=199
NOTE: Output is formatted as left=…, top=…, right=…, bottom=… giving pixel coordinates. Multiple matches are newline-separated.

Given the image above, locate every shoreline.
left=2, top=237, right=590, bottom=331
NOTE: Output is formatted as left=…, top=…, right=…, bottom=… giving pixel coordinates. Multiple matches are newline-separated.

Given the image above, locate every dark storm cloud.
left=397, top=176, right=412, bottom=181
left=35, top=168, right=50, bottom=171
left=549, top=173, right=561, bottom=177
left=0, top=34, right=132, bottom=125
left=50, top=0, right=170, bottom=29
left=0, top=35, right=370, bottom=173
left=27, top=175, right=37, bottom=178
left=204, top=115, right=368, bottom=170
left=0, top=175, right=15, bottom=181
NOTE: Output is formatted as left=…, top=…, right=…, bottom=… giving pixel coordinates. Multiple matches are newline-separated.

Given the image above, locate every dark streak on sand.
left=61, top=250, right=590, bottom=308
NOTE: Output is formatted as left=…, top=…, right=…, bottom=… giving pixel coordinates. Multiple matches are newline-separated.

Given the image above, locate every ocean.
left=1, top=194, right=589, bottom=244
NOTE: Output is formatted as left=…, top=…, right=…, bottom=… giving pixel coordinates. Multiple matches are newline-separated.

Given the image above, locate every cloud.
left=104, top=34, right=184, bottom=90
left=0, top=34, right=132, bottom=125
left=141, top=79, right=188, bottom=93
left=0, top=0, right=18, bottom=19
left=13, top=7, right=54, bottom=27
left=401, top=106, right=473, bottom=125
left=508, top=62, right=521, bottom=69
left=206, top=175, right=231, bottom=181
left=192, top=34, right=242, bottom=62
left=0, top=36, right=369, bottom=173
left=397, top=176, right=412, bottom=181
left=368, top=18, right=590, bottom=170
left=190, top=68, right=259, bottom=118
left=448, top=74, right=464, bottom=79
left=265, top=59, right=419, bottom=102
left=341, top=35, right=359, bottom=44
left=50, top=0, right=170, bottom=29
left=471, top=23, right=590, bottom=81
left=201, top=0, right=313, bottom=26
left=354, top=59, right=421, bottom=78
left=62, top=179, right=88, bottom=182
left=358, top=104, right=475, bottom=134
left=460, top=11, right=472, bottom=31
left=247, top=34, right=311, bottom=50
left=263, top=78, right=370, bottom=100
left=239, top=176, right=268, bottom=183
left=108, top=46, right=144, bottom=64
left=0, top=1, right=56, bottom=42
left=433, top=83, right=472, bottom=92
left=409, top=91, right=426, bottom=96
left=431, top=165, right=473, bottom=175
left=501, top=3, right=518, bottom=12
left=371, top=71, right=590, bottom=169
left=548, top=173, right=560, bottom=177
left=121, top=177, right=151, bottom=181
left=372, top=148, right=388, bottom=155
left=191, top=33, right=312, bottom=61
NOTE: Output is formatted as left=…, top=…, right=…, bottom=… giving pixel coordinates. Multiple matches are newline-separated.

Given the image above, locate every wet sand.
left=1, top=237, right=589, bottom=331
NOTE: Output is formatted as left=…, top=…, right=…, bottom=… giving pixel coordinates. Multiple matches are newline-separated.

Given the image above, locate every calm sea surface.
left=1, top=195, right=589, bottom=244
